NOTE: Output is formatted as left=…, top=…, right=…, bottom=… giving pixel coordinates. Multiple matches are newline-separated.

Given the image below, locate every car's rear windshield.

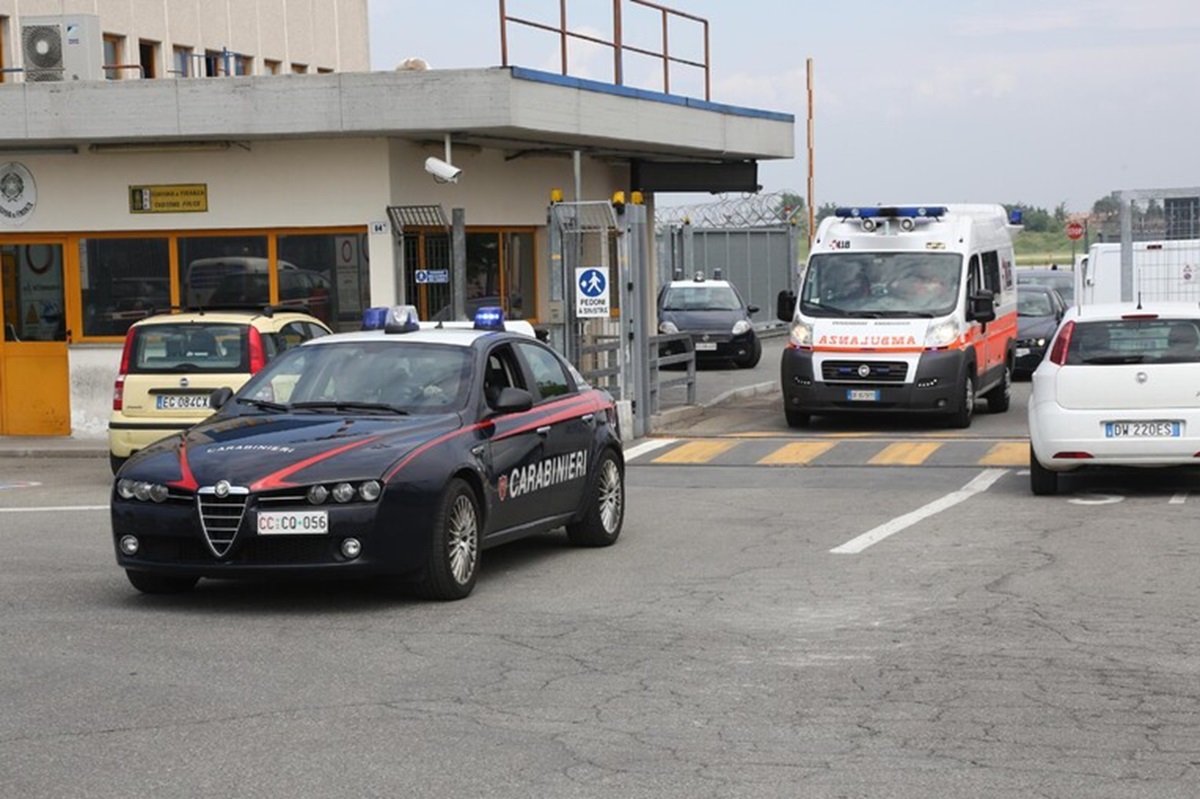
left=1068, top=319, right=1200, bottom=365
left=129, top=323, right=249, bottom=373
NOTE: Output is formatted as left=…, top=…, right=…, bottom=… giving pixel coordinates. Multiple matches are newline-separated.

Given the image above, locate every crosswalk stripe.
left=757, top=441, right=836, bottom=465
left=652, top=439, right=739, bottom=464
left=868, top=441, right=941, bottom=465
left=979, top=442, right=1029, bottom=466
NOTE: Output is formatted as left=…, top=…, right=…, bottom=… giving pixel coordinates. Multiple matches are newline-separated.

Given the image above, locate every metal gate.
left=388, top=205, right=453, bottom=319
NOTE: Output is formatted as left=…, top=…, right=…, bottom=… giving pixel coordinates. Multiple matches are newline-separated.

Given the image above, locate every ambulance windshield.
left=800, top=252, right=963, bottom=317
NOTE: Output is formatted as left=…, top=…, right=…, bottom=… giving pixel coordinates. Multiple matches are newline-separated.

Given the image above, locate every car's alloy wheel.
left=567, top=450, right=624, bottom=547
left=414, top=478, right=480, bottom=600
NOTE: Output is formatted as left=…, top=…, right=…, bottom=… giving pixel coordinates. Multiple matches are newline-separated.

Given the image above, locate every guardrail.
left=649, top=332, right=696, bottom=413
left=579, top=334, right=623, bottom=398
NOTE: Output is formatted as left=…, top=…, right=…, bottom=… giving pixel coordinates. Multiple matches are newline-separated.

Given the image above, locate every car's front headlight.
left=925, top=317, right=962, bottom=349
left=731, top=319, right=752, bottom=336
left=787, top=317, right=813, bottom=349
left=116, top=479, right=169, bottom=503
left=659, top=320, right=679, bottom=334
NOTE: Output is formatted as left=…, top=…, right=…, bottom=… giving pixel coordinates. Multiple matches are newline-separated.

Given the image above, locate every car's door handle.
left=536, top=425, right=551, bottom=436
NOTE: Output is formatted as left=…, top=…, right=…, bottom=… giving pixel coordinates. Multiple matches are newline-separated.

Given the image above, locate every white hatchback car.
left=1028, top=302, right=1200, bottom=495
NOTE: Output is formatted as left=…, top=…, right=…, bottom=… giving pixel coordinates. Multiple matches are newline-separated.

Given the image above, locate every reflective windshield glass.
left=129, top=323, right=247, bottom=373
left=801, top=252, right=963, bottom=317
left=1018, top=291, right=1054, bottom=317
left=240, top=340, right=473, bottom=412
left=661, top=284, right=742, bottom=311
left=1068, top=319, right=1200, bottom=365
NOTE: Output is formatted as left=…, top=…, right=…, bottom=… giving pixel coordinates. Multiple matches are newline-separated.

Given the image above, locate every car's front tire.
left=985, top=361, right=1012, bottom=414
left=784, top=407, right=810, bottom=428
left=125, top=570, right=198, bottom=594
left=1029, top=445, right=1059, bottom=496
left=948, top=370, right=975, bottom=428
left=733, top=336, right=762, bottom=369
left=567, top=450, right=624, bottom=547
left=413, top=478, right=480, bottom=600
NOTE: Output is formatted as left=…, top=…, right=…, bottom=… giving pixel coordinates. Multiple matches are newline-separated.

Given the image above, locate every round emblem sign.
left=0, top=162, right=37, bottom=226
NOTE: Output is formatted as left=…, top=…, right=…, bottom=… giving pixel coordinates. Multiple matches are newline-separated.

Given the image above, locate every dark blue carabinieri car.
left=110, top=306, right=625, bottom=601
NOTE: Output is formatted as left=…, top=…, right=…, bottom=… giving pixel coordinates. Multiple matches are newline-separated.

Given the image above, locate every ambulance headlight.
left=788, top=317, right=813, bottom=349
left=925, top=318, right=962, bottom=349
left=659, top=320, right=679, bottom=334
left=732, top=319, right=752, bottom=336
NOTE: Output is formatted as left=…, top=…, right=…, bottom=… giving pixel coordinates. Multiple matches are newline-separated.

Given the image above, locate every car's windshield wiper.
left=290, top=401, right=410, bottom=415
left=238, top=398, right=291, bottom=412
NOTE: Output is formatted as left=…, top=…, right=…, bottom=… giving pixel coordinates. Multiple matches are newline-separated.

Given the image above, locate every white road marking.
left=1169, top=493, right=1188, bottom=505
left=830, top=469, right=1008, bottom=555
left=624, top=438, right=677, bottom=462
left=0, top=505, right=109, bottom=514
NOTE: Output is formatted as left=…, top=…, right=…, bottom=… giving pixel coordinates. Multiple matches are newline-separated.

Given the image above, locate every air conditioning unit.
left=20, top=14, right=103, bottom=82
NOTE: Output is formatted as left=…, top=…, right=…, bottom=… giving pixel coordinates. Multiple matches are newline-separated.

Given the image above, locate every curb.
left=651, top=380, right=779, bottom=432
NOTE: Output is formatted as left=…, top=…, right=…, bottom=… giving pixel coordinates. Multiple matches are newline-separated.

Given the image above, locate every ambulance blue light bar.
left=835, top=206, right=948, bottom=220
left=473, top=307, right=505, bottom=330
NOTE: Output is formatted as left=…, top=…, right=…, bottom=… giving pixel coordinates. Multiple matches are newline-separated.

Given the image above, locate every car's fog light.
left=119, top=535, right=140, bottom=556
left=341, top=538, right=362, bottom=559
left=307, top=485, right=329, bottom=504
left=358, top=480, right=382, bottom=501
left=148, top=484, right=168, bottom=503
left=117, top=480, right=136, bottom=500
left=332, top=482, right=355, bottom=503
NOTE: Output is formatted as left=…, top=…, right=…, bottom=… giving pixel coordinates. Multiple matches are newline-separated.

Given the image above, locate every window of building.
left=263, top=59, right=281, bottom=75
left=203, top=49, right=225, bottom=77
left=80, top=237, right=171, bottom=337
left=172, top=46, right=193, bottom=77
left=277, top=233, right=365, bottom=329
left=179, top=235, right=268, bottom=306
left=138, top=40, right=158, bottom=79
left=317, top=67, right=333, bottom=74
left=291, top=63, right=308, bottom=74
left=233, top=54, right=250, bottom=76
left=103, top=34, right=125, bottom=80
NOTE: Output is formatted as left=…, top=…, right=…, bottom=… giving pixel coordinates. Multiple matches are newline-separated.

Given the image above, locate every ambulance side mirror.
left=776, top=290, right=796, bottom=323
left=967, top=290, right=996, bottom=324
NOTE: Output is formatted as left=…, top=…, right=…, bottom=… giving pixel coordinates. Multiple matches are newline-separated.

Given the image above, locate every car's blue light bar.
left=835, top=206, right=948, bottom=220
left=473, top=306, right=505, bottom=330
left=1008, top=208, right=1023, bottom=226
left=361, top=306, right=389, bottom=330
left=363, top=305, right=420, bottom=333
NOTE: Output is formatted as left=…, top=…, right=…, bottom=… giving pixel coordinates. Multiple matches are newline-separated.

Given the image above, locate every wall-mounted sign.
left=0, top=162, right=37, bottom=225
left=129, top=184, right=208, bottom=214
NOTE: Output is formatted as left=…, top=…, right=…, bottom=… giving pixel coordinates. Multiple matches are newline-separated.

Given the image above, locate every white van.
left=776, top=204, right=1022, bottom=428
left=1076, top=239, right=1200, bottom=306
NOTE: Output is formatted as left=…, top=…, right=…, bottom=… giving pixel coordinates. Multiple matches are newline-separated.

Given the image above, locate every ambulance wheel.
left=785, top=408, right=810, bottom=428
left=566, top=449, right=624, bottom=547
left=125, top=570, right=198, bottom=594
left=948, top=371, right=975, bottom=429
left=986, top=362, right=1012, bottom=413
left=413, top=478, right=480, bottom=601
left=1030, top=445, right=1059, bottom=496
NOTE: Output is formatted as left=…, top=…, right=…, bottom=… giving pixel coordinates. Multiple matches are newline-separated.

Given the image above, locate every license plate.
left=847, top=389, right=880, bottom=402
left=1016, top=347, right=1030, bottom=358
left=1104, top=421, right=1181, bottom=438
left=257, top=510, right=329, bottom=535
left=694, top=342, right=718, bottom=351
left=156, top=394, right=210, bottom=410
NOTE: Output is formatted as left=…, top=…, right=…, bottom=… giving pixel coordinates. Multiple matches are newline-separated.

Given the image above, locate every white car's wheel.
left=1029, top=445, right=1059, bottom=496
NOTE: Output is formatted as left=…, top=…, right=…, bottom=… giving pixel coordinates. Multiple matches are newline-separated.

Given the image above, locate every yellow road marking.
left=653, top=439, right=739, bottom=464
left=757, top=441, right=836, bottom=465
left=868, top=441, right=941, bottom=465
left=979, top=442, right=1029, bottom=466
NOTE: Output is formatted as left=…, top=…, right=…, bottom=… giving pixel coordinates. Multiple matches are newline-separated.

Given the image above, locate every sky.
left=368, top=0, right=1200, bottom=213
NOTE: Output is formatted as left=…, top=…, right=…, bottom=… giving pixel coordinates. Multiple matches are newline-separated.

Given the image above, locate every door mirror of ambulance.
left=776, top=290, right=796, bottom=323
left=210, top=386, right=235, bottom=411
left=967, top=291, right=996, bottom=323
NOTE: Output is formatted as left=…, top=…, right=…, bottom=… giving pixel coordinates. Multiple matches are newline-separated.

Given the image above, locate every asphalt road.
left=3, top=451, right=1200, bottom=798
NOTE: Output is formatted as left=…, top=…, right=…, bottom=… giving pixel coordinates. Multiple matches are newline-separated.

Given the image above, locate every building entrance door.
left=0, top=242, right=71, bottom=435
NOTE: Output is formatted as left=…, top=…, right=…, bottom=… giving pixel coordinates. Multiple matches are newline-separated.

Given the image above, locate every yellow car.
left=108, top=307, right=331, bottom=474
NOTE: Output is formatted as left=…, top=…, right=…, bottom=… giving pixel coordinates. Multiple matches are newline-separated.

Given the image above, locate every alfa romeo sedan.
left=1028, top=302, right=1200, bottom=495
left=110, top=306, right=625, bottom=600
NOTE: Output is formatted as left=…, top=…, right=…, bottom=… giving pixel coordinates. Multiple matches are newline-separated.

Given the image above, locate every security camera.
left=424, top=157, right=462, bottom=183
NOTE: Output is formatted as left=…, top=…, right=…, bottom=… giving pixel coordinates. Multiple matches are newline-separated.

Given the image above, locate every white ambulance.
left=776, top=204, right=1021, bottom=428
left=1076, top=239, right=1200, bottom=306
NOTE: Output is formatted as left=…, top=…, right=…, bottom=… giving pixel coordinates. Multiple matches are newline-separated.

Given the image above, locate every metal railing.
left=648, top=332, right=696, bottom=413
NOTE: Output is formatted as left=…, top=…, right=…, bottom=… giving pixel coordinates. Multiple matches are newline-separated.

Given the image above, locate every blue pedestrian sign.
left=415, top=269, right=450, bottom=284
left=575, top=267, right=610, bottom=317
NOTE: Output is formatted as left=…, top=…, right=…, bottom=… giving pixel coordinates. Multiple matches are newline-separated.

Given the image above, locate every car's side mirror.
left=210, top=386, right=235, bottom=411
left=747, top=305, right=760, bottom=315
left=491, top=386, right=533, bottom=414
left=967, top=290, right=996, bottom=324
left=776, top=290, right=796, bottom=323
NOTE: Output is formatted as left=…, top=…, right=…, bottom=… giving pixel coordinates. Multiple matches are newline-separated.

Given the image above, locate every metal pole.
left=452, top=208, right=467, bottom=319
left=806, top=57, right=816, bottom=254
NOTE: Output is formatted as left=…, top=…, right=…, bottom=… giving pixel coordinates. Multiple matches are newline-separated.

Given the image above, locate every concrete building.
left=0, top=0, right=793, bottom=439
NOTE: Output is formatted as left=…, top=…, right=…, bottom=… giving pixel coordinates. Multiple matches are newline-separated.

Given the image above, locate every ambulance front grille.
left=821, top=360, right=908, bottom=383
left=196, top=485, right=250, bottom=558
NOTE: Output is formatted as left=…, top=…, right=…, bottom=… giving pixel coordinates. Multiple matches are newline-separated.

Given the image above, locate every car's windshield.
left=1068, top=319, right=1200, bottom=365
left=800, top=252, right=963, bottom=317
left=238, top=340, right=474, bottom=413
left=660, top=284, right=743, bottom=311
left=1018, top=291, right=1055, bottom=317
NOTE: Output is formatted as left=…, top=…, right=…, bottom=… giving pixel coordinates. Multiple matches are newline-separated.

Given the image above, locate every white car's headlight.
left=659, top=320, right=679, bottom=334
left=732, top=319, right=752, bottom=336
left=788, top=317, right=813, bottom=348
left=925, top=317, right=962, bottom=349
